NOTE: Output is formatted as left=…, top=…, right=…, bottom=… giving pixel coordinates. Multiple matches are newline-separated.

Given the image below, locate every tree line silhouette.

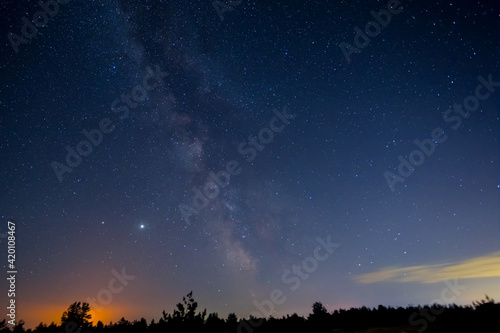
left=2, top=292, right=499, bottom=332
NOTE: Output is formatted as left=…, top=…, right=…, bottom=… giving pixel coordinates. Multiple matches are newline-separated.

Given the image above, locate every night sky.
left=1, top=0, right=499, bottom=329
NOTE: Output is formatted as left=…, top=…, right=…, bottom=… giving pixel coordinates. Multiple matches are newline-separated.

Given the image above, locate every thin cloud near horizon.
left=355, top=252, right=500, bottom=284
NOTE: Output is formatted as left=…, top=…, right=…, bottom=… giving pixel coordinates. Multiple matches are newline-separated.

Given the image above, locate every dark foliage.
left=15, top=294, right=500, bottom=333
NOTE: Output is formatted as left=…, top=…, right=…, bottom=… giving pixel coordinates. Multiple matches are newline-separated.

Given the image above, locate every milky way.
left=0, top=0, right=498, bottom=328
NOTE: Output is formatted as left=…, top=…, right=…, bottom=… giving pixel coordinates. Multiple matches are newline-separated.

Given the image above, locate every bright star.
left=140, top=224, right=145, bottom=229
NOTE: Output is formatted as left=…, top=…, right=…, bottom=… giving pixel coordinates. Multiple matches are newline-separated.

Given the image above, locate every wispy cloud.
left=355, top=252, right=500, bottom=284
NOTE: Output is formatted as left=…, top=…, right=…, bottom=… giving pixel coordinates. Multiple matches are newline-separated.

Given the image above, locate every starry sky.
left=1, top=0, right=499, bottom=329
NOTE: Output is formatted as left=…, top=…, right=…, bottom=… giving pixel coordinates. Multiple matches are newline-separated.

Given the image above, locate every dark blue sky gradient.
left=0, top=0, right=498, bottom=328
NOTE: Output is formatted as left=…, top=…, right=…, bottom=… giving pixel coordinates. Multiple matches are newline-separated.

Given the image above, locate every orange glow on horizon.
left=21, top=302, right=134, bottom=329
